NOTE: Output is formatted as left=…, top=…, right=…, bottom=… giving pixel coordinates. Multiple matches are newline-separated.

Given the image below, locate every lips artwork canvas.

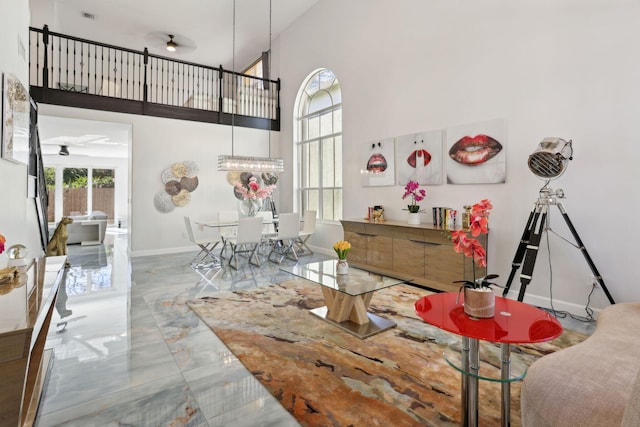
left=446, top=119, right=506, bottom=184
left=361, top=138, right=395, bottom=187
left=449, top=134, right=502, bottom=165
left=395, top=130, right=443, bottom=186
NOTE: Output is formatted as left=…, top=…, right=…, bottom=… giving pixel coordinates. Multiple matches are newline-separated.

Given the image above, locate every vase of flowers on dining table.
left=234, top=176, right=276, bottom=216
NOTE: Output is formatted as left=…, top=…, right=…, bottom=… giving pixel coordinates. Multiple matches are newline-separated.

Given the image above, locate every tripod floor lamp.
left=502, top=138, right=615, bottom=304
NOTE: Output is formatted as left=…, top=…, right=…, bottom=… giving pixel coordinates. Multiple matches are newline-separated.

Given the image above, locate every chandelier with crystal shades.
left=218, top=154, right=284, bottom=172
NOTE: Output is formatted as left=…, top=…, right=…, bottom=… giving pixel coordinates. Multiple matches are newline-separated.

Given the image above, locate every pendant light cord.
left=268, top=0, right=272, bottom=159
left=231, top=0, right=236, bottom=156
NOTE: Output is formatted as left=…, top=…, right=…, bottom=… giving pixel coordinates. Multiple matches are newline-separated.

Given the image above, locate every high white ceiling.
left=38, top=115, right=131, bottom=159
left=30, top=0, right=319, bottom=69
left=30, top=0, right=319, bottom=159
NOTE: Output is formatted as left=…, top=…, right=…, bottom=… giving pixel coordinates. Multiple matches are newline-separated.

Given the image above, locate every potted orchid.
left=402, top=180, right=426, bottom=225
left=402, top=180, right=426, bottom=213
left=450, top=199, right=499, bottom=318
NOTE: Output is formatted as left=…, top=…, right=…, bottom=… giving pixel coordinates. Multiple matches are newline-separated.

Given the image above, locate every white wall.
left=38, top=104, right=275, bottom=257
left=275, top=0, right=640, bottom=312
left=0, top=0, right=43, bottom=259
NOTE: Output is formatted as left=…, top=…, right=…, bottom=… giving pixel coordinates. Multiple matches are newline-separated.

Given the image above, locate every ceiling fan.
left=144, top=32, right=197, bottom=54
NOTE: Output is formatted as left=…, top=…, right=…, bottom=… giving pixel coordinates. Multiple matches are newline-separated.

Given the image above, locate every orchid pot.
left=408, top=212, right=421, bottom=225
left=463, top=287, right=495, bottom=318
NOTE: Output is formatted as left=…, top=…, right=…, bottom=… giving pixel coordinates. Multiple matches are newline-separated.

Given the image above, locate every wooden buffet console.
left=0, top=256, right=67, bottom=427
left=340, top=219, right=486, bottom=293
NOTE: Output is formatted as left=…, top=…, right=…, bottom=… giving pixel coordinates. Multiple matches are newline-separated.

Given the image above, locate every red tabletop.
left=415, top=292, right=562, bottom=343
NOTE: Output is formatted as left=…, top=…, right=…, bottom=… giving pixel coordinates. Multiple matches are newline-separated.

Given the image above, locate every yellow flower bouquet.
left=333, top=240, right=351, bottom=260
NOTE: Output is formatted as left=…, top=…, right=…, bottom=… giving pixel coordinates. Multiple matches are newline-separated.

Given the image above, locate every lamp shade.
left=528, top=138, right=573, bottom=179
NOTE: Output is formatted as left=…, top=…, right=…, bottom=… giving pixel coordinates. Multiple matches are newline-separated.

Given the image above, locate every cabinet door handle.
left=409, top=239, right=441, bottom=246
left=356, top=232, right=376, bottom=237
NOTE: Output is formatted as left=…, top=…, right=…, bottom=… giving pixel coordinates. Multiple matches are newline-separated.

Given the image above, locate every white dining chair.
left=218, top=210, right=239, bottom=259
left=184, top=216, right=220, bottom=267
left=226, top=216, right=264, bottom=269
left=267, top=212, right=301, bottom=264
left=295, top=210, right=317, bottom=256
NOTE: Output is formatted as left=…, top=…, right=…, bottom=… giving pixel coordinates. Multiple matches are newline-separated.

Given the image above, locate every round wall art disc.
left=180, top=176, right=199, bottom=192
left=261, top=172, right=278, bottom=186
left=171, top=162, right=187, bottom=178
left=227, top=171, right=242, bottom=186
left=154, top=191, right=175, bottom=213
left=161, top=168, right=175, bottom=184
left=165, top=180, right=181, bottom=195
left=172, top=189, right=191, bottom=207
left=183, top=160, right=199, bottom=178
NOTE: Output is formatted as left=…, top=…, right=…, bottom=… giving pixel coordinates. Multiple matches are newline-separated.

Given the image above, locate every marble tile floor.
left=36, top=231, right=326, bottom=426
left=35, top=231, right=596, bottom=426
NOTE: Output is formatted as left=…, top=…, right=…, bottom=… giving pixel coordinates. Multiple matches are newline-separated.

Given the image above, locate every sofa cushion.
left=521, top=303, right=640, bottom=427
left=87, top=211, right=108, bottom=220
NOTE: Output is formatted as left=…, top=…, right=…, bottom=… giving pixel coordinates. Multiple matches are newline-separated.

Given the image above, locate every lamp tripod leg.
left=557, top=203, right=615, bottom=305
left=502, top=208, right=540, bottom=297
left=516, top=209, right=547, bottom=301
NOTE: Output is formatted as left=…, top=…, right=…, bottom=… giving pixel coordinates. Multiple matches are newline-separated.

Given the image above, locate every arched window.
left=294, top=69, right=342, bottom=221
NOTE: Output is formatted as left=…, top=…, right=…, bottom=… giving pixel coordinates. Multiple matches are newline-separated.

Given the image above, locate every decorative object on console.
left=6, top=244, right=28, bottom=267
left=432, top=206, right=457, bottom=229
left=370, top=205, right=385, bottom=223
left=450, top=199, right=498, bottom=318
left=333, top=240, right=351, bottom=275
left=402, top=180, right=426, bottom=225
left=462, top=205, right=472, bottom=230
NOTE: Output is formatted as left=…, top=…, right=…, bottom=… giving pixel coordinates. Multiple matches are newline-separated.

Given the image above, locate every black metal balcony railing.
left=28, top=25, right=280, bottom=130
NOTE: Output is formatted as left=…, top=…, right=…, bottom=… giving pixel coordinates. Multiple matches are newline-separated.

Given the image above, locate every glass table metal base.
left=310, top=306, right=396, bottom=339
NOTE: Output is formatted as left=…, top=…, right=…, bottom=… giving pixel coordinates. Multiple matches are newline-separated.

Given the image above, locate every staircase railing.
left=28, top=25, right=280, bottom=129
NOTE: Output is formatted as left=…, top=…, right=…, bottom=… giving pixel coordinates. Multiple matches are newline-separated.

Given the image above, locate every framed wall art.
left=361, top=138, right=396, bottom=187
left=1, top=73, right=30, bottom=164
left=395, top=129, right=443, bottom=186
left=445, top=119, right=506, bottom=184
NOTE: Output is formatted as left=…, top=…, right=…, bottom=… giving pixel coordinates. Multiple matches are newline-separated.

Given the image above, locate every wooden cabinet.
left=0, top=256, right=66, bottom=427
left=341, top=219, right=487, bottom=293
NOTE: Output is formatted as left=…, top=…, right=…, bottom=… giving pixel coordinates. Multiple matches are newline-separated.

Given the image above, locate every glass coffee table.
left=280, top=260, right=406, bottom=339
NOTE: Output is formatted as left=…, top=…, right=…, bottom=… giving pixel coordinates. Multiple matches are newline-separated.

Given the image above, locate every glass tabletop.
left=281, top=260, right=405, bottom=296
left=415, top=292, right=562, bottom=344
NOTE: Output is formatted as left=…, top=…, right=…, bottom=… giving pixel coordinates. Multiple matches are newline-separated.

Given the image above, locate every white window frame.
left=294, top=69, right=342, bottom=223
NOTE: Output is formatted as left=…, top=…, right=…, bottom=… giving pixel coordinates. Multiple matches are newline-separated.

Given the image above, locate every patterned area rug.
left=187, top=279, right=586, bottom=427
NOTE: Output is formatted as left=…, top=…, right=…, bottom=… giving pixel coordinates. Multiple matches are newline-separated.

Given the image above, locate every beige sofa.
left=521, top=302, right=640, bottom=426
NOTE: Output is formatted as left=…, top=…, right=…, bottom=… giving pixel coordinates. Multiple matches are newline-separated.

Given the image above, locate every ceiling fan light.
left=166, top=35, right=177, bottom=52
left=59, top=145, right=70, bottom=156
